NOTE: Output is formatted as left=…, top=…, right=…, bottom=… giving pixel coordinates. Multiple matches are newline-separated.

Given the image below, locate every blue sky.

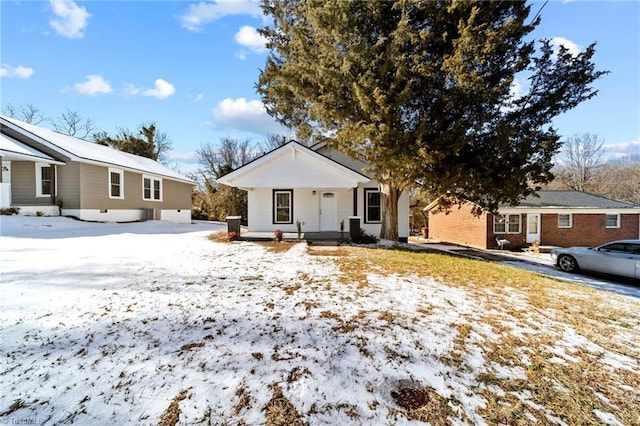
left=2, top=0, right=639, bottom=173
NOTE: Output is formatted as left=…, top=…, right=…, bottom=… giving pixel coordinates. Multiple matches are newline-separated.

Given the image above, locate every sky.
left=1, top=0, right=639, bottom=174
left=1, top=215, right=638, bottom=424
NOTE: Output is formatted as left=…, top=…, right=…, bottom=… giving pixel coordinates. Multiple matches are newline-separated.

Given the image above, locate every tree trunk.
left=379, top=182, right=401, bottom=241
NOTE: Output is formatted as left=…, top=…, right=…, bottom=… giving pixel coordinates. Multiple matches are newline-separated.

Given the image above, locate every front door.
left=320, top=191, right=338, bottom=231
left=526, top=213, right=541, bottom=243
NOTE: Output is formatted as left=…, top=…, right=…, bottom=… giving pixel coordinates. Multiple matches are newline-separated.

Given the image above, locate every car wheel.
left=557, top=254, right=579, bottom=273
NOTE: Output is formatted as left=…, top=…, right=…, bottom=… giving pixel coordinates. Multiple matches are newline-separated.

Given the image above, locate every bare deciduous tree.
left=2, top=103, right=47, bottom=124
left=194, top=138, right=260, bottom=221
left=555, top=132, right=606, bottom=192
left=53, top=110, right=97, bottom=139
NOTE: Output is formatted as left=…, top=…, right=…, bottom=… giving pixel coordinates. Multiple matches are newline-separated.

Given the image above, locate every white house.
left=217, top=141, right=410, bottom=241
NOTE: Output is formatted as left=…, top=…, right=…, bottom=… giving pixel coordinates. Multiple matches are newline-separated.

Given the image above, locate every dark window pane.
left=154, top=180, right=161, bottom=200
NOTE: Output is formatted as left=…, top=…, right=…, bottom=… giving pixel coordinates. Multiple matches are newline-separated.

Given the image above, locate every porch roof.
left=218, top=141, right=370, bottom=189
left=0, top=133, right=64, bottom=165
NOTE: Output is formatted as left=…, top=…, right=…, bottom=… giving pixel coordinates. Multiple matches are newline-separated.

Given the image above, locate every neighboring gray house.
left=0, top=115, right=194, bottom=223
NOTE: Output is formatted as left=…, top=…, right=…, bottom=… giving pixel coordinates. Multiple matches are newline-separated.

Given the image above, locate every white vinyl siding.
left=109, top=168, right=124, bottom=199
left=558, top=214, right=572, bottom=228
left=494, top=214, right=521, bottom=234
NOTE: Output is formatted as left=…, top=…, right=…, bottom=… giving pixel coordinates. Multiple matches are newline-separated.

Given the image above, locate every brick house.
left=425, top=190, right=640, bottom=250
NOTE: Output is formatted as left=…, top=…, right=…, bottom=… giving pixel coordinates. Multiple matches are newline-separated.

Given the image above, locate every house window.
left=109, top=168, right=124, bottom=199
left=143, top=176, right=162, bottom=201
left=364, top=188, right=381, bottom=223
left=35, top=164, right=51, bottom=197
left=273, top=189, right=293, bottom=224
left=605, top=214, right=620, bottom=229
left=494, top=214, right=521, bottom=234
left=558, top=214, right=572, bottom=228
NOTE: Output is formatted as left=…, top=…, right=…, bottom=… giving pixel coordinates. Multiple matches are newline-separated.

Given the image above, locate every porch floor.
left=240, top=231, right=345, bottom=243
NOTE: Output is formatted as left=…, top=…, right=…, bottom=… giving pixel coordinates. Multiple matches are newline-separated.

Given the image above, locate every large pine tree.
left=257, top=0, right=606, bottom=240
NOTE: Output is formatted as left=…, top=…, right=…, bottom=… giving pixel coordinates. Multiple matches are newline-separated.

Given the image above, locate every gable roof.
left=425, top=190, right=639, bottom=213
left=0, top=132, right=64, bottom=164
left=1, top=115, right=194, bottom=184
left=217, top=141, right=370, bottom=189
left=513, top=190, right=638, bottom=209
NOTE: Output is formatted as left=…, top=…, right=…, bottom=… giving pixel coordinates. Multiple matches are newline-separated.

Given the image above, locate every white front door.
left=526, top=213, right=541, bottom=243
left=320, top=191, right=338, bottom=231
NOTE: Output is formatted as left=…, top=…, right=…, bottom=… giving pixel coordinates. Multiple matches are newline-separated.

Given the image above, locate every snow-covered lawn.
left=1, top=216, right=639, bottom=425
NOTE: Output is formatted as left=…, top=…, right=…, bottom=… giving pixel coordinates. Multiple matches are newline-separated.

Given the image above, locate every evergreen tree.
left=94, top=122, right=172, bottom=163
left=257, top=0, right=606, bottom=240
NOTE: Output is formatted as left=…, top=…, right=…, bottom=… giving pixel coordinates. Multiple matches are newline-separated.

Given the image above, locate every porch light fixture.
left=312, top=190, right=317, bottom=195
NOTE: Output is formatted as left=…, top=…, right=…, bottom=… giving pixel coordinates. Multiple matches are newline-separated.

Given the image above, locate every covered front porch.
left=1, top=132, right=64, bottom=214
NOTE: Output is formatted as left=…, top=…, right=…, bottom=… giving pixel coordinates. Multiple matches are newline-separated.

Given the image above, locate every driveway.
left=416, top=243, right=640, bottom=299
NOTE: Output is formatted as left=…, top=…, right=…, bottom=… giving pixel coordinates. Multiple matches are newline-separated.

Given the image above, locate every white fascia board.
left=79, top=158, right=195, bottom=185
left=218, top=141, right=368, bottom=187
left=0, top=150, right=65, bottom=165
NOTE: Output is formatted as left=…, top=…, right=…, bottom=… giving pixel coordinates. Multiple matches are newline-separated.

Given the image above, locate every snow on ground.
left=1, top=216, right=638, bottom=425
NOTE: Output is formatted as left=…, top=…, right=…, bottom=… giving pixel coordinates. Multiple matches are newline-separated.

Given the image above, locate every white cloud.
left=190, top=93, right=204, bottom=103
left=49, top=0, right=91, bottom=39
left=234, top=25, right=267, bottom=53
left=509, top=78, right=522, bottom=100
left=124, top=84, right=141, bottom=97
left=178, top=0, right=262, bottom=31
left=604, top=139, right=640, bottom=159
left=212, top=97, right=287, bottom=135
left=73, top=75, right=112, bottom=96
left=550, top=37, right=582, bottom=57
left=166, top=151, right=200, bottom=164
left=0, top=64, right=34, bottom=79
left=125, top=79, right=176, bottom=99
left=142, top=79, right=176, bottom=99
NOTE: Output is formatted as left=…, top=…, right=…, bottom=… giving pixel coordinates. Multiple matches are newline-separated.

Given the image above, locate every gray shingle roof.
left=513, top=190, right=637, bottom=209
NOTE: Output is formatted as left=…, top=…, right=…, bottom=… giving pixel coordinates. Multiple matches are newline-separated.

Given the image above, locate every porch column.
left=50, top=164, right=57, bottom=206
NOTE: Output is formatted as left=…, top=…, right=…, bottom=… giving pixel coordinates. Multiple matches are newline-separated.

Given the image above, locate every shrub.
left=352, top=229, right=378, bottom=244
left=274, top=229, right=283, bottom=242
left=0, top=207, right=20, bottom=215
left=191, top=207, right=210, bottom=220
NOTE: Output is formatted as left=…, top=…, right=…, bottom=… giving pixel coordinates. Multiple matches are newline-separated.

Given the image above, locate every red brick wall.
left=541, top=213, right=640, bottom=247
left=486, top=213, right=527, bottom=249
left=428, top=203, right=489, bottom=248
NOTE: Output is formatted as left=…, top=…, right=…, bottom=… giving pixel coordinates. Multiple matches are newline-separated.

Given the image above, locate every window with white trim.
left=605, top=214, right=620, bottom=228
left=273, top=189, right=293, bottom=224
left=364, top=188, right=381, bottom=223
left=109, top=168, right=124, bottom=199
left=558, top=214, right=572, bottom=228
left=35, top=163, right=51, bottom=197
left=143, top=176, right=163, bottom=201
left=493, top=214, right=521, bottom=234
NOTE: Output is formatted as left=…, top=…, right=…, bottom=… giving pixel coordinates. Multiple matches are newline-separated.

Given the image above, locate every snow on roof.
left=1, top=115, right=194, bottom=184
left=0, top=132, right=60, bottom=163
